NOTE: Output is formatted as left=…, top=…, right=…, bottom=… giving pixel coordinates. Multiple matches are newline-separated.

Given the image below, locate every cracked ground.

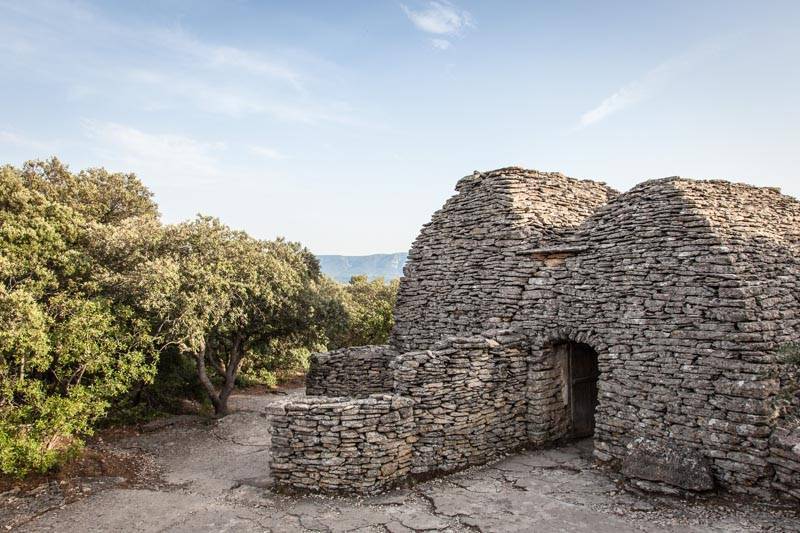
left=2, top=391, right=798, bottom=532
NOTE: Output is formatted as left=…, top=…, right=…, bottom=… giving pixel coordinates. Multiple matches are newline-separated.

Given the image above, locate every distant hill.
left=317, top=252, right=407, bottom=283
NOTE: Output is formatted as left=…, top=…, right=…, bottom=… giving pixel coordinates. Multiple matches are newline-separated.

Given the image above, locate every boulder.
left=622, top=437, right=714, bottom=493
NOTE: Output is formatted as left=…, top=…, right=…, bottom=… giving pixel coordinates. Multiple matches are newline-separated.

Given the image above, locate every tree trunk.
left=217, top=334, right=245, bottom=416
left=190, top=336, right=246, bottom=417
left=192, top=346, right=226, bottom=416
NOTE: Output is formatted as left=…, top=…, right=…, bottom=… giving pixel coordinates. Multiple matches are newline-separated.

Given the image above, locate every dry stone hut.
left=269, top=167, right=800, bottom=501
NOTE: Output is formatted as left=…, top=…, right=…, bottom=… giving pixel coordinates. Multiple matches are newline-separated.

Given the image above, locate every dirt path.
left=2, top=391, right=798, bottom=532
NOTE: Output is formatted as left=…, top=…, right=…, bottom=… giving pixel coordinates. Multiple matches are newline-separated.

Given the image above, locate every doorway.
left=563, top=342, right=599, bottom=438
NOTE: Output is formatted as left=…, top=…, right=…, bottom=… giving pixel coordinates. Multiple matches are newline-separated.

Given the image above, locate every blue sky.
left=1, top=1, right=798, bottom=254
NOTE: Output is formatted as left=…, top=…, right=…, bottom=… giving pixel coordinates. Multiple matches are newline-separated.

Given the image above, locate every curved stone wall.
left=274, top=331, right=530, bottom=493
left=305, top=345, right=397, bottom=397
left=392, top=330, right=529, bottom=473
left=269, top=394, right=414, bottom=494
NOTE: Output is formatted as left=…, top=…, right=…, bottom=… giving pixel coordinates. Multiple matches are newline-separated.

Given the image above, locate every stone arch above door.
left=526, top=328, right=606, bottom=447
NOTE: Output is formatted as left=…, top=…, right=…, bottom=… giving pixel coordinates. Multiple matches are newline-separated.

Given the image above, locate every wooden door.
left=569, top=343, right=598, bottom=438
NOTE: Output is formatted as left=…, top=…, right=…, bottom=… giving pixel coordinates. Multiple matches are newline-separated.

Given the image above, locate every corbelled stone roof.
left=391, top=167, right=616, bottom=351
left=576, top=176, right=800, bottom=248
left=392, top=168, right=800, bottom=353
left=568, top=176, right=800, bottom=325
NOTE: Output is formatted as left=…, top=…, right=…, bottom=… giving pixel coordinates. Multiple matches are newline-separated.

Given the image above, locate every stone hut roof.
left=571, top=176, right=800, bottom=279
left=668, top=177, right=800, bottom=247
left=393, top=168, right=800, bottom=352
left=577, top=176, right=800, bottom=246
left=391, top=167, right=617, bottom=351
left=531, top=176, right=800, bottom=349
left=657, top=178, right=800, bottom=331
left=453, top=166, right=619, bottom=244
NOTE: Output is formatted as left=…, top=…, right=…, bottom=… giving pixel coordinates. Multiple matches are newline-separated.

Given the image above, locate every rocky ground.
left=1, top=390, right=798, bottom=532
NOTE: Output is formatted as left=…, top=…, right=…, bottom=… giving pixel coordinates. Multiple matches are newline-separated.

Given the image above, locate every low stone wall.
left=268, top=394, right=415, bottom=494
left=305, top=345, right=397, bottom=397
left=392, top=330, right=528, bottom=474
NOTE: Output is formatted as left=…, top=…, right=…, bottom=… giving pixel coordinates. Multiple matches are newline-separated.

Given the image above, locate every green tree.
left=1, top=155, right=399, bottom=476
left=148, top=217, right=323, bottom=416
left=0, top=165, right=157, bottom=476
left=20, top=157, right=159, bottom=225
left=324, top=275, right=399, bottom=349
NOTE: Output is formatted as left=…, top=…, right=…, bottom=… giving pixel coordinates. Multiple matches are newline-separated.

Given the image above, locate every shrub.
left=322, top=275, right=399, bottom=350
left=1, top=157, right=401, bottom=476
left=0, top=163, right=158, bottom=476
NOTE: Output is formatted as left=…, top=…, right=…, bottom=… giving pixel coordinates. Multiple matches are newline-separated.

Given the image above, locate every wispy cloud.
left=81, top=120, right=225, bottom=185
left=576, top=43, right=724, bottom=129
left=579, top=83, right=645, bottom=128
left=149, top=28, right=305, bottom=91
left=402, top=1, right=474, bottom=49
left=124, top=69, right=269, bottom=117
left=0, top=0, right=355, bottom=125
left=249, top=145, right=286, bottom=160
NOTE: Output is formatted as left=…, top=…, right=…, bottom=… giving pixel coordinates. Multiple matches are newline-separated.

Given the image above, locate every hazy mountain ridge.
left=317, top=252, right=407, bottom=283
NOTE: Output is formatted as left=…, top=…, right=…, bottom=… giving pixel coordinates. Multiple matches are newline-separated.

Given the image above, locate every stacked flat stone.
left=768, top=362, right=800, bottom=499
left=769, top=427, right=800, bottom=500
left=511, top=177, right=800, bottom=499
left=391, top=167, right=617, bottom=352
left=270, top=167, right=799, bottom=501
left=392, top=330, right=528, bottom=473
left=305, top=345, right=397, bottom=397
left=269, top=394, right=414, bottom=494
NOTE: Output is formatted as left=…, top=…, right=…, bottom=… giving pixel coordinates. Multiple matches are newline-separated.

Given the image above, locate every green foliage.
left=102, top=349, right=210, bottom=425
left=235, top=274, right=399, bottom=389
left=126, top=217, right=328, bottom=415
left=0, top=163, right=158, bottom=476
left=19, top=158, right=159, bottom=225
left=239, top=342, right=319, bottom=389
left=323, top=275, right=399, bottom=349
left=1, top=156, right=402, bottom=476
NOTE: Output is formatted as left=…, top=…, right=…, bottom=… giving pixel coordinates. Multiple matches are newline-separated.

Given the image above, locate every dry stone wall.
left=305, top=345, right=397, bottom=397
left=391, top=330, right=528, bottom=473
left=271, top=168, right=800, bottom=501
left=769, top=427, right=800, bottom=500
left=391, top=168, right=616, bottom=352
left=514, top=177, right=800, bottom=499
left=768, top=362, right=800, bottom=500
left=268, top=394, right=414, bottom=494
